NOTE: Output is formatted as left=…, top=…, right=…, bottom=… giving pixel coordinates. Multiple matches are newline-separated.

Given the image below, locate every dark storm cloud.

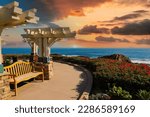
left=136, top=39, right=150, bottom=45
left=78, top=25, right=110, bottom=34
left=111, top=19, right=150, bottom=35
left=95, top=36, right=130, bottom=43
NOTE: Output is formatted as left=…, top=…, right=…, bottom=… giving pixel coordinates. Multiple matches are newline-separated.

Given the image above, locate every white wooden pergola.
left=21, top=27, right=76, bottom=63
left=0, top=1, right=39, bottom=72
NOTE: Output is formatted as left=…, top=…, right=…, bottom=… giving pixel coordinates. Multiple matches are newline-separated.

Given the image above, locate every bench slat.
left=19, top=63, right=23, bottom=75
left=16, top=64, right=19, bottom=77
left=25, top=64, right=28, bottom=73
left=22, top=63, right=25, bottom=74
left=12, top=66, right=15, bottom=76
left=9, top=72, right=43, bottom=83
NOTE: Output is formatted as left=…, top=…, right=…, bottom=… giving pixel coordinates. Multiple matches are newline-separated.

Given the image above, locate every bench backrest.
left=4, top=61, right=33, bottom=77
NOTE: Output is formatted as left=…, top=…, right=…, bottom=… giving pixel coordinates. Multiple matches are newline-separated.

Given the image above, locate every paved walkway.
left=10, top=62, right=92, bottom=100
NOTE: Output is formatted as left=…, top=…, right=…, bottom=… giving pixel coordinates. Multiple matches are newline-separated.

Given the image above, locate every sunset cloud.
left=69, top=10, right=85, bottom=16
left=3, top=41, right=29, bottom=48
left=114, top=0, right=149, bottom=5
left=111, top=19, right=150, bottom=35
left=17, top=0, right=112, bottom=22
left=99, top=22, right=129, bottom=27
left=78, top=25, right=110, bottom=34
left=100, top=10, right=149, bottom=24
left=133, top=10, right=149, bottom=13
left=113, top=14, right=142, bottom=21
left=136, top=39, right=150, bottom=45
left=95, top=36, right=130, bottom=43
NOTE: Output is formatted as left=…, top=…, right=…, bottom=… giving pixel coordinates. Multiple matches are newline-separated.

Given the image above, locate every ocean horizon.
left=2, top=48, right=150, bottom=64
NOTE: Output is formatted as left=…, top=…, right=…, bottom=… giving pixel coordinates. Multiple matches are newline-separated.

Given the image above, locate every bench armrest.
left=33, top=66, right=44, bottom=72
left=8, top=74, right=17, bottom=82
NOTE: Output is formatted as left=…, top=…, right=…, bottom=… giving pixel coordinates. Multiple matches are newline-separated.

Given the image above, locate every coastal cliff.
left=99, top=54, right=131, bottom=63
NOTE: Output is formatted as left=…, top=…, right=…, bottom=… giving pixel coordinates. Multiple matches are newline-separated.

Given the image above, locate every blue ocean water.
left=2, top=48, right=150, bottom=64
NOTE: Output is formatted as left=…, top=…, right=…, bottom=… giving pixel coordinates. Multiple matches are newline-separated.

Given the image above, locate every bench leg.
left=33, top=77, right=36, bottom=81
left=42, top=74, right=44, bottom=82
left=14, top=83, right=17, bottom=96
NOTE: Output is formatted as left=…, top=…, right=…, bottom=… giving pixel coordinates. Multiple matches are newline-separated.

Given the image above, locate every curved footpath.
left=10, top=62, right=92, bottom=100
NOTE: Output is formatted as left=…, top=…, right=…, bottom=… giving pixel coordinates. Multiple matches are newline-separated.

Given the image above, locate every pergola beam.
left=0, top=2, right=39, bottom=27
left=2, top=1, right=19, bottom=8
left=0, top=6, right=22, bottom=26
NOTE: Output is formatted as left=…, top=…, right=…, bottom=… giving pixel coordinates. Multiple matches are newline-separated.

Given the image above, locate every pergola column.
left=31, top=42, right=38, bottom=55
left=33, top=42, right=38, bottom=55
left=37, top=37, right=51, bottom=62
left=43, top=38, right=48, bottom=57
left=29, top=42, right=38, bottom=62
left=0, top=28, right=3, bottom=65
left=0, top=37, right=3, bottom=65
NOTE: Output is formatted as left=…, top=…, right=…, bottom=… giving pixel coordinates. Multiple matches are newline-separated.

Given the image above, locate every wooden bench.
left=4, top=61, right=44, bottom=96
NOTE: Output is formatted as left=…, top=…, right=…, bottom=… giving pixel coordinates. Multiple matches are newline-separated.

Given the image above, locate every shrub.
left=4, top=59, right=12, bottom=66
left=89, top=93, right=111, bottom=100
left=109, top=85, right=132, bottom=100
left=137, top=90, right=150, bottom=100
left=92, top=59, right=150, bottom=95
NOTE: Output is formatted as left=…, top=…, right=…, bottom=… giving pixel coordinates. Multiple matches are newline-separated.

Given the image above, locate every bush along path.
left=52, top=54, right=150, bottom=100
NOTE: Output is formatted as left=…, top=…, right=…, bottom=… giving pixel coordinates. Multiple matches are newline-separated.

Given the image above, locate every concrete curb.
left=78, top=66, right=93, bottom=100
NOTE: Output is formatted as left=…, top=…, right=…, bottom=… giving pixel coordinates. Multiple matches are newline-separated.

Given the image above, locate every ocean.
left=2, top=48, right=150, bottom=64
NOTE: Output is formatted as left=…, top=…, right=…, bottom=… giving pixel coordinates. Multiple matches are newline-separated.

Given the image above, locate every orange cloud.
left=95, top=36, right=130, bottom=43
left=23, top=0, right=112, bottom=22
left=111, top=19, right=150, bottom=35
left=114, top=0, right=149, bottom=6
left=78, top=25, right=110, bottom=34
left=69, top=10, right=85, bottom=16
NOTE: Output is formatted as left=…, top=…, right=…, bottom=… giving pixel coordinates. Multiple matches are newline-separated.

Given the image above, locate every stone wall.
left=43, top=61, right=54, bottom=80
left=34, top=61, right=54, bottom=80
left=0, top=73, right=11, bottom=100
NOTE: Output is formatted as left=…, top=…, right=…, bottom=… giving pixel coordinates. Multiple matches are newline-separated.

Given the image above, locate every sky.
left=0, top=0, right=150, bottom=48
